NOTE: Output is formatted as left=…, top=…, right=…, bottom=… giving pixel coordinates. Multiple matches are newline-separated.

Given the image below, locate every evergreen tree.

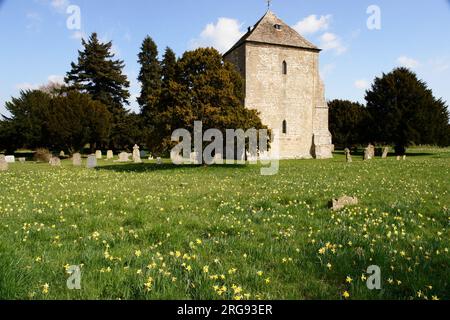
left=161, top=47, right=177, bottom=86
left=65, top=32, right=130, bottom=148
left=366, top=67, right=450, bottom=152
left=329, top=99, right=369, bottom=148
left=152, top=48, right=266, bottom=154
left=137, top=36, right=161, bottom=119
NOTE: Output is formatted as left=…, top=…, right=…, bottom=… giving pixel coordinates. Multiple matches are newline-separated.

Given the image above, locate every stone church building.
left=224, top=11, right=334, bottom=159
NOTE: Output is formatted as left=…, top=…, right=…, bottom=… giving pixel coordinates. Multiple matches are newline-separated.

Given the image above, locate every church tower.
left=224, top=10, right=334, bottom=159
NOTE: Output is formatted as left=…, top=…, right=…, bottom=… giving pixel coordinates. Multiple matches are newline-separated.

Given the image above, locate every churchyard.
left=0, top=147, right=448, bottom=300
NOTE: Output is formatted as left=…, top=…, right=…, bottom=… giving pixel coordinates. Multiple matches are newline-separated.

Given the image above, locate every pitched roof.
left=224, top=11, right=319, bottom=57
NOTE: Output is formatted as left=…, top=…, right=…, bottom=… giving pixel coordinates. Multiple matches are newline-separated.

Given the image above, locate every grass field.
left=0, top=148, right=449, bottom=300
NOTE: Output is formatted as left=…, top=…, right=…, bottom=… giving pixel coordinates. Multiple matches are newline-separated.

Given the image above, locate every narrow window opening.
left=282, top=61, right=287, bottom=75
left=282, top=120, right=287, bottom=134
left=274, top=24, right=282, bottom=30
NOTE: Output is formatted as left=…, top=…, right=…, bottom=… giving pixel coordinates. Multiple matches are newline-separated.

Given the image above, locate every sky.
left=1, top=0, right=449, bottom=115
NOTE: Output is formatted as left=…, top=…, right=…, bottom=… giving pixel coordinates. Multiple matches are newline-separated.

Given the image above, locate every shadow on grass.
left=97, top=162, right=251, bottom=173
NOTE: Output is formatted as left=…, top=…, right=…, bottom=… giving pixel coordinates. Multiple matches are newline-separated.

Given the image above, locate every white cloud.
left=15, top=75, right=65, bottom=91
left=190, top=17, right=245, bottom=53
left=47, top=75, right=65, bottom=84
left=319, top=32, right=347, bottom=55
left=15, top=83, right=40, bottom=91
left=397, top=56, right=420, bottom=69
left=26, top=12, right=43, bottom=32
left=354, top=79, right=370, bottom=90
left=50, top=0, right=70, bottom=13
left=293, top=15, right=332, bottom=35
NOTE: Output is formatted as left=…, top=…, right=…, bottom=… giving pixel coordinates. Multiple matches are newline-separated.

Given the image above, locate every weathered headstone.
left=116, top=152, right=131, bottom=162
left=344, top=148, right=352, bottom=163
left=95, top=150, right=102, bottom=160
left=148, top=154, right=154, bottom=161
left=156, top=157, right=162, bottom=165
left=5, top=156, right=15, bottom=163
left=87, top=154, right=97, bottom=169
left=0, top=155, right=8, bottom=171
left=132, top=145, right=142, bottom=163
left=329, top=196, right=359, bottom=211
left=49, top=157, right=61, bottom=167
left=106, top=150, right=114, bottom=160
left=364, top=144, right=375, bottom=161
left=18, top=157, right=26, bottom=163
left=60, top=151, right=65, bottom=157
left=403, top=155, right=407, bottom=161
left=73, top=153, right=82, bottom=166
left=382, top=147, right=390, bottom=159
left=396, top=156, right=401, bottom=161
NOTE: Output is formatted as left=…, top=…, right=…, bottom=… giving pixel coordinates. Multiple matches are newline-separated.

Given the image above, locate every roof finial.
left=267, top=0, right=272, bottom=11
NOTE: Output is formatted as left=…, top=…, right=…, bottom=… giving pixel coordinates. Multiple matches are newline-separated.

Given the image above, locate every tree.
left=161, top=47, right=177, bottom=87
left=65, top=32, right=130, bottom=148
left=366, top=68, right=450, bottom=153
left=152, top=48, right=266, bottom=154
left=1, top=90, right=52, bottom=149
left=137, top=36, right=161, bottom=120
left=328, top=99, right=369, bottom=148
left=47, top=92, right=111, bottom=152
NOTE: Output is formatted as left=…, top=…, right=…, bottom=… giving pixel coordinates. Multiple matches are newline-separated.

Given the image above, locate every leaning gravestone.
left=73, top=153, right=82, bottom=166
left=0, top=155, right=8, bottom=171
left=382, top=147, right=390, bottom=159
left=49, top=157, right=61, bottom=167
left=344, top=148, right=352, bottom=163
left=133, top=145, right=142, bottom=163
left=106, top=150, right=114, bottom=160
left=87, top=154, right=97, bottom=169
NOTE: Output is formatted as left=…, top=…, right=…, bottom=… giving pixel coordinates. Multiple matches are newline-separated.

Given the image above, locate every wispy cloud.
left=293, top=15, right=332, bottom=35
left=397, top=56, right=420, bottom=69
left=319, top=32, right=347, bottom=55
left=190, top=17, right=245, bottom=53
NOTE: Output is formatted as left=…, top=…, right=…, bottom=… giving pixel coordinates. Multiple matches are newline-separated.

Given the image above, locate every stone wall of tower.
left=225, top=42, right=333, bottom=159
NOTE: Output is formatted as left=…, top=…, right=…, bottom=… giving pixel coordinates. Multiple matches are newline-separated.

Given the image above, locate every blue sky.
left=1, top=0, right=449, bottom=115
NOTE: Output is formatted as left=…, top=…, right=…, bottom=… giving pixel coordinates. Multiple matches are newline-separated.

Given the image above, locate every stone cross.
left=87, top=154, right=97, bottom=169
left=95, top=150, right=102, bottom=160
left=73, top=153, right=82, bottom=166
left=49, top=157, right=61, bottom=167
left=107, top=150, right=114, bottom=160
left=344, top=148, right=352, bottom=163
left=133, top=145, right=142, bottom=163
left=0, top=155, right=8, bottom=171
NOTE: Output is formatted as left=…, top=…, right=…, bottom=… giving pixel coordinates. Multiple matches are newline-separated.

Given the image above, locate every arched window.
left=282, top=61, right=287, bottom=75
left=282, top=120, right=287, bottom=134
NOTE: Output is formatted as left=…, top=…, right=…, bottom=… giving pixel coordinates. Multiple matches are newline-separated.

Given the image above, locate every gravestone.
left=148, top=154, right=154, bottom=160
left=106, top=150, right=114, bottom=160
left=344, top=148, right=352, bottom=163
left=329, top=196, right=359, bottom=211
left=382, top=147, right=389, bottom=159
left=132, top=145, right=142, bottom=163
left=73, top=153, right=82, bottom=166
left=49, top=157, right=61, bottom=167
left=87, top=154, right=97, bottom=169
left=0, top=155, right=8, bottom=171
left=140, top=150, right=147, bottom=159
left=156, top=157, right=162, bottom=165
left=403, top=155, right=407, bottom=161
left=5, top=156, right=15, bottom=163
left=95, top=150, right=102, bottom=160
left=18, top=157, right=26, bottom=163
left=60, top=151, right=65, bottom=157
left=364, top=144, right=375, bottom=161
left=397, top=156, right=401, bottom=161
left=117, top=152, right=131, bottom=162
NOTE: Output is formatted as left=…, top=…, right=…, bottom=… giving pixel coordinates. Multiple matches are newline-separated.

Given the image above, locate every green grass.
left=0, top=148, right=449, bottom=300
